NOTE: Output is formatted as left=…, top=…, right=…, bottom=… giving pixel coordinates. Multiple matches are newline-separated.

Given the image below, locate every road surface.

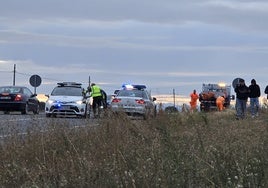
left=0, top=112, right=97, bottom=139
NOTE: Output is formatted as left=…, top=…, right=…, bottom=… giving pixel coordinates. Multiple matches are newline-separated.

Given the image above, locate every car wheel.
left=21, top=103, right=29, bottom=115
left=46, top=113, right=51, bottom=117
left=82, top=112, right=87, bottom=118
left=143, top=111, right=150, bottom=120
left=33, top=104, right=40, bottom=114
left=82, top=105, right=88, bottom=118
left=4, top=111, right=10, bottom=114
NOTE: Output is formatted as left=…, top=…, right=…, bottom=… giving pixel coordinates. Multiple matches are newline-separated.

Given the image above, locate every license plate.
left=60, top=105, right=70, bottom=110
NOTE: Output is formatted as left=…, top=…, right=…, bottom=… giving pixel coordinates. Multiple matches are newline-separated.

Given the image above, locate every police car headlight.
left=76, top=100, right=83, bottom=105
left=47, top=99, right=55, bottom=104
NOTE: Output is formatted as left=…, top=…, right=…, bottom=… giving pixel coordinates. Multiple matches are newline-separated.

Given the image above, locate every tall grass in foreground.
left=0, top=110, right=267, bottom=187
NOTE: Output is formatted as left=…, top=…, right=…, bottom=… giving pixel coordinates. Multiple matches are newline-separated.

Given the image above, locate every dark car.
left=0, top=86, right=40, bottom=114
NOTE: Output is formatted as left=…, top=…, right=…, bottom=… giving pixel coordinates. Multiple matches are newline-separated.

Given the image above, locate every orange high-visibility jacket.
left=216, top=96, right=225, bottom=111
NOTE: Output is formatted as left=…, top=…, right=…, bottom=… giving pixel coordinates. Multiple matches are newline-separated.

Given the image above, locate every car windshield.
left=0, top=87, right=23, bottom=94
left=117, top=90, right=148, bottom=99
left=51, top=87, right=82, bottom=96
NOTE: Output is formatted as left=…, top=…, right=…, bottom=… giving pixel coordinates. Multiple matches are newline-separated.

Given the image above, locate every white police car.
left=45, top=82, right=88, bottom=118
left=110, top=84, right=157, bottom=119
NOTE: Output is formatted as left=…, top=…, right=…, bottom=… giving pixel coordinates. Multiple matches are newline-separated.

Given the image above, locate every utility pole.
left=13, top=64, right=16, bottom=86
left=173, top=88, right=175, bottom=107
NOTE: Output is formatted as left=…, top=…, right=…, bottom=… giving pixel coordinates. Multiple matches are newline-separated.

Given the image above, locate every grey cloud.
left=1, top=0, right=268, bottom=32
left=1, top=0, right=268, bottom=96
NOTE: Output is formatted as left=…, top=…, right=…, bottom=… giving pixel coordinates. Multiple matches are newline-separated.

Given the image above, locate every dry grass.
left=0, top=109, right=267, bottom=187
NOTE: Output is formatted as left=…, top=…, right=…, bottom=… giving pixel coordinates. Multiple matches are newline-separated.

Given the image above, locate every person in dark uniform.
left=101, top=89, right=107, bottom=109
left=265, top=85, right=268, bottom=99
left=88, top=83, right=103, bottom=117
left=235, top=79, right=250, bottom=119
left=248, top=79, right=261, bottom=117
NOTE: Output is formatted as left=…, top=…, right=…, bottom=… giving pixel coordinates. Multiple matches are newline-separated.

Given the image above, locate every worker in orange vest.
left=190, top=89, right=199, bottom=112
left=216, top=95, right=225, bottom=111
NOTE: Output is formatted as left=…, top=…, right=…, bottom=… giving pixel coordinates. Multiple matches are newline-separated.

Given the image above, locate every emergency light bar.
left=121, top=84, right=146, bottom=90
left=57, top=82, right=82, bottom=87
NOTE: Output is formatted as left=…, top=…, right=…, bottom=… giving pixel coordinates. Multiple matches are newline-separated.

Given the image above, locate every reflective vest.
left=91, top=85, right=102, bottom=97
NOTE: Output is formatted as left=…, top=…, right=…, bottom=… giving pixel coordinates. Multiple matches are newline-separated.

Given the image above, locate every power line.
left=16, top=71, right=64, bottom=82
left=0, top=70, right=12, bottom=73
left=16, top=71, right=32, bottom=77
left=1, top=65, right=65, bottom=84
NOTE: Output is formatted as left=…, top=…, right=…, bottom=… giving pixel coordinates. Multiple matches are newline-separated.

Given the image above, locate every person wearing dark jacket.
left=100, top=89, right=107, bottom=109
left=235, top=79, right=250, bottom=119
left=88, top=83, right=103, bottom=118
left=249, top=79, right=261, bottom=117
left=265, top=85, right=268, bottom=99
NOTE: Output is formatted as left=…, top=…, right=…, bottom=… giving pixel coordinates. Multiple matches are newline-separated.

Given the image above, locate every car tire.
left=80, top=104, right=88, bottom=118
left=143, top=111, right=150, bottom=120
left=82, top=111, right=87, bottom=119
left=21, top=103, right=29, bottom=115
left=33, top=104, right=40, bottom=114
left=143, top=115, right=147, bottom=120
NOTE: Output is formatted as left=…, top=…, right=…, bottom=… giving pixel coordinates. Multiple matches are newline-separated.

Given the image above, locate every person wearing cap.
left=249, top=79, right=261, bottom=117
left=234, top=79, right=250, bottom=119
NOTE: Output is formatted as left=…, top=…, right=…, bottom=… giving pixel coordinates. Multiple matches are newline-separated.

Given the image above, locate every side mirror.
left=84, top=95, right=90, bottom=99
left=114, top=89, right=119, bottom=95
left=153, top=97, right=157, bottom=101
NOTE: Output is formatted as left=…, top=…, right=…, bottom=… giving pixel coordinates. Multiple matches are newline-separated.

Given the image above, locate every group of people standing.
left=234, top=78, right=261, bottom=119
left=189, top=89, right=226, bottom=112
left=189, top=78, right=267, bottom=119
left=89, top=80, right=267, bottom=119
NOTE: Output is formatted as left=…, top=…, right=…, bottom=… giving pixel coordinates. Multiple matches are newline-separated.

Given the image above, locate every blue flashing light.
left=122, top=84, right=134, bottom=90
left=121, top=84, right=146, bottom=90
left=55, top=102, right=62, bottom=108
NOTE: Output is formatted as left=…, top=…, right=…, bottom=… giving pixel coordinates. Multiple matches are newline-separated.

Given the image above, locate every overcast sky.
left=1, top=0, right=268, bottom=97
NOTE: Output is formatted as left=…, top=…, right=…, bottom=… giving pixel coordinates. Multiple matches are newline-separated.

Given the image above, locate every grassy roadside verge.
left=0, top=109, right=267, bottom=187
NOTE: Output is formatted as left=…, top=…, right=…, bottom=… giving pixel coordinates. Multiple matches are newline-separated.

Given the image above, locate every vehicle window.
left=134, top=91, right=143, bottom=98
left=140, top=91, right=149, bottom=99
left=117, top=90, right=131, bottom=97
left=117, top=90, right=148, bottom=99
left=23, top=88, right=33, bottom=96
left=0, top=87, right=11, bottom=93
left=0, top=87, right=24, bottom=94
left=51, top=87, right=82, bottom=96
left=14, top=88, right=23, bottom=93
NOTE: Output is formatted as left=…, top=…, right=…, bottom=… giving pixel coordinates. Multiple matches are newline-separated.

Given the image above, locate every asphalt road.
left=0, top=111, right=97, bottom=139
